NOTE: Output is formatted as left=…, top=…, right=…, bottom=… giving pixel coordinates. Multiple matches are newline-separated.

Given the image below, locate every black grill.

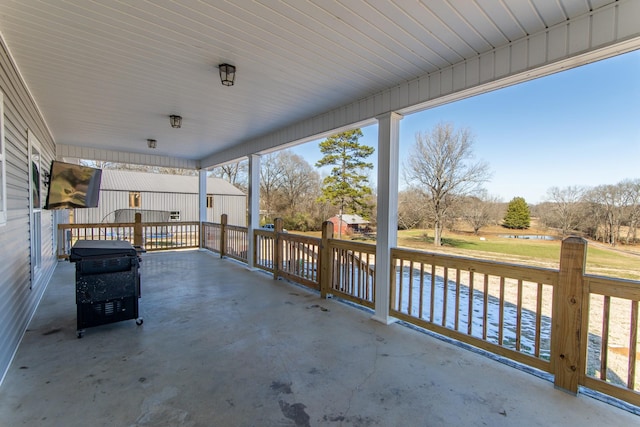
left=70, top=240, right=143, bottom=338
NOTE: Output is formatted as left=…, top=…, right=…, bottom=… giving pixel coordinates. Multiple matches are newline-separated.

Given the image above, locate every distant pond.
left=498, top=234, right=557, bottom=241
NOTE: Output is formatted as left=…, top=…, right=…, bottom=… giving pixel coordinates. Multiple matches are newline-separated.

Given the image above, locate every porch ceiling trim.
left=201, top=0, right=640, bottom=168
left=57, top=144, right=199, bottom=170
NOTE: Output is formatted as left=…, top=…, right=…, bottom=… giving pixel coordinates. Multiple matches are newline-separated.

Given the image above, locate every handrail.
left=390, top=247, right=557, bottom=372
left=57, top=221, right=199, bottom=258
left=328, top=239, right=376, bottom=308
left=224, top=223, right=249, bottom=263
left=254, top=229, right=276, bottom=273
left=202, top=221, right=222, bottom=254
left=279, top=233, right=321, bottom=290
left=582, top=273, right=640, bottom=406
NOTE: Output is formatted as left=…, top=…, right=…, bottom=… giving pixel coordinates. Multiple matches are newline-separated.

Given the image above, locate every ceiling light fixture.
left=218, top=63, right=236, bottom=86
left=147, top=139, right=157, bottom=149
left=169, top=115, right=182, bottom=128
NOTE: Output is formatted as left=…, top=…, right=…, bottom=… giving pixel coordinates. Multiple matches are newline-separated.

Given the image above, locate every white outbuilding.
left=72, top=170, right=246, bottom=226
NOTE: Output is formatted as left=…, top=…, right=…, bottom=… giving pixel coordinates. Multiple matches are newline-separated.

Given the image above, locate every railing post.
left=552, top=236, right=588, bottom=394
left=320, top=221, right=334, bottom=298
left=389, top=252, right=396, bottom=310
left=220, top=214, right=228, bottom=258
left=273, top=218, right=284, bottom=280
left=252, top=230, right=258, bottom=269
left=200, top=222, right=205, bottom=250
left=56, top=225, right=63, bottom=258
left=134, top=213, right=143, bottom=247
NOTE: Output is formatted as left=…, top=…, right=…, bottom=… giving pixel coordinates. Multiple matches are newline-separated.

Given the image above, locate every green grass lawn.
left=294, top=228, right=639, bottom=280
left=399, top=229, right=560, bottom=258
left=396, top=229, right=639, bottom=280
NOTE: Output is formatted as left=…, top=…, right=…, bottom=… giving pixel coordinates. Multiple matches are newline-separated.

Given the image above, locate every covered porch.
left=0, top=250, right=636, bottom=426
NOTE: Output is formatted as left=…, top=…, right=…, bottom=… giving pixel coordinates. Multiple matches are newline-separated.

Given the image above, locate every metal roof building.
left=73, top=170, right=246, bottom=225
left=99, top=170, right=244, bottom=195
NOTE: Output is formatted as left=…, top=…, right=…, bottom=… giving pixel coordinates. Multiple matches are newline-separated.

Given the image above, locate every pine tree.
left=503, top=197, right=531, bottom=229
left=315, top=129, right=374, bottom=219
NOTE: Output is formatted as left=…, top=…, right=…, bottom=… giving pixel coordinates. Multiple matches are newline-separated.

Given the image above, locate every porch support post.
left=372, top=111, right=402, bottom=325
left=198, top=169, right=207, bottom=249
left=247, top=154, right=260, bottom=269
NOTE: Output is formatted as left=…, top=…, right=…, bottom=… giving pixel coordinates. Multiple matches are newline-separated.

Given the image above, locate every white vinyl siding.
left=74, top=190, right=246, bottom=226
left=0, top=91, right=5, bottom=225
left=72, top=171, right=247, bottom=226
left=0, top=37, right=58, bottom=384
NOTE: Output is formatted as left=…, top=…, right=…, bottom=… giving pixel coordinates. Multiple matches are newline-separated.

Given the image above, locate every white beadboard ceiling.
left=0, top=0, right=628, bottom=165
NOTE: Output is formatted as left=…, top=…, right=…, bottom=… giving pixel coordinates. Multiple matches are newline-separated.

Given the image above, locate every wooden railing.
left=279, top=232, right=321, bottom=290
left=57, top=223, right=135, bottom=258
left=62, top=216, right=640, bottom=407
left=225, top=224, right=248, bottom=263
left=390, top=248, right=556, bottom=373
left=202, top=216, right=248, bottom=263
left=327, top=239, right=376, bottom=309
left=254, top=219, right=321, bottom=290
left=252, top=219, right=374, bottom=302
left=57, top=220, right=199, bottom=258
left=583, top=274, right=640, bottom=406
left=142, top=222, right=200, bottom=251
left=254, top=229, right=276, bottom=273
left=202, top=222, right=222, bottom=254
left=389, top=238, right=640, bottom=407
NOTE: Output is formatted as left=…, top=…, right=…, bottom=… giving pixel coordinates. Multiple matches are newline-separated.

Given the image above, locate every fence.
left=61, top=217, right=640, bottom=407
left=57, top=219, right=199, bottom=258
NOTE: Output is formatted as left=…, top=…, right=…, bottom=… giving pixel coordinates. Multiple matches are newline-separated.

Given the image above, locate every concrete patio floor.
left=0, top=250, right=637, bottom=427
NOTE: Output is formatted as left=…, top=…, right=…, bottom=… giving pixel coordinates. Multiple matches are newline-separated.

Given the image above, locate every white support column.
left=246, top=154, right=260, bottom=269
left=198, top=169, right=207, bottom=250
left=372, top=112, right=402, bottom=324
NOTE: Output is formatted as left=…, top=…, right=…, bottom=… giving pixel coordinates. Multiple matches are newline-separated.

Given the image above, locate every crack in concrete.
left=342, top=331, right=382, bottom=424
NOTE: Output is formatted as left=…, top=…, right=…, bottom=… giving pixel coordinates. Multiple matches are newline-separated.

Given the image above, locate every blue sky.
left=291, top=49, right=639, bottom=204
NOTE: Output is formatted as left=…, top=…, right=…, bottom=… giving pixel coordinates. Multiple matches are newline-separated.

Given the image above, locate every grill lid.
left=70, top=240, right=137, bottom=261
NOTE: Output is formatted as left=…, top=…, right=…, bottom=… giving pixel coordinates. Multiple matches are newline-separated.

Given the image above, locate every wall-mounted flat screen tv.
left=44, top=161, right=102, bottom=209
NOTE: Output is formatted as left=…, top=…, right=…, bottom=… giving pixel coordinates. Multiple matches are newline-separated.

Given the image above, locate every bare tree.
left=460, top=190, right=501, bottom=235
left=398, top=187, right=431, bottom=230
left=210, top=161, right=248, bottom=192
left=620, top=179, right=640, bottom=244
left=276, top=151, right=320, bottom=218
left=80, top=160, right=117, bottom=169
left=404, top=122, right=491, bottom=246
left=544, top=185, right=586, bottom=236
left=260, top=153, right=286, bottom=221
left=585, top=184, right=625, bottom=246
left=80, top=160, right=197, bottom=176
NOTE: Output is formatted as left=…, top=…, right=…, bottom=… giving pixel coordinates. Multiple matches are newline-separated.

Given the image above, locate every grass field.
left=300, top=220, right=640, bottom=281
left=396, top=223, right=640, bottom=280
